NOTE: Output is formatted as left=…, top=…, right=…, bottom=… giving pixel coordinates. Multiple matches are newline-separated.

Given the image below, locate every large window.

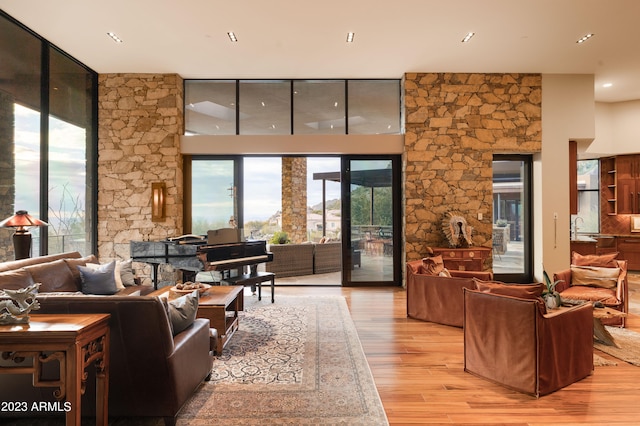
left=575, top=159, right=599, bottom=234
left=185, top=80, right=236, bottom=135
left=185, top=79, right=401, bottom=136
left=293, top=80, right=345, bottom=135
left=0, top=12, right=97, bottom=261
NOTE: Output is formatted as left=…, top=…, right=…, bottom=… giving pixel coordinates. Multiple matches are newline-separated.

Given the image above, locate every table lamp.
left=0, top=210, right=49, bottom=260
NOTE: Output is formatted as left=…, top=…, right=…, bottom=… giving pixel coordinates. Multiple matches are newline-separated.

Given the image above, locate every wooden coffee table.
left=152, top=285, right=243, bottom=354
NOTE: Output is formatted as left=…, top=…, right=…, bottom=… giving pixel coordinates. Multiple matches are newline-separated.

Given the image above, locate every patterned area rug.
left=593, top=353, right=617, bottom=366
left=594, top=326, right=640, bottom=366
left=177, top=295, right=389, bottom=425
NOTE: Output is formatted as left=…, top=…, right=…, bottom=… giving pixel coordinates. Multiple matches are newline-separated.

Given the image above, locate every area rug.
left=594, top=326, right=640, bottom=366
left=593, top=353, right=617, bottom=366
left=177, top=295, right=389, bottom=425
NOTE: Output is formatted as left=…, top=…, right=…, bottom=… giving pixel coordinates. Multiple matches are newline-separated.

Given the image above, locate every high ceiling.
left=1, top=0, right=639, bottom=102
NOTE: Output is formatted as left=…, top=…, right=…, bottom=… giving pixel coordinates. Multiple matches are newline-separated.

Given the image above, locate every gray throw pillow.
left=78, top=261, right=118, bottom=295
left=166, top=290, right=199, bottom=335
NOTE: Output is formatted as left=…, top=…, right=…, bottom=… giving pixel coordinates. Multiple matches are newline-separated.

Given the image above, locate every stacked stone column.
left=97, top=73, right=184, bottom=263
left=403, top=73, right=542, bottom=265
left=282, top=157, right=308, bottom=243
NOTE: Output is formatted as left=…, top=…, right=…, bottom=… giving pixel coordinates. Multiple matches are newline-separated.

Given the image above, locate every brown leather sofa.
left=463, top=287, right=593, bottom=397
left=0, top=251, right=151, bottom=295
left=0, top=253, right=213, bottom=425
left=406, top=259, right=492, bottom=327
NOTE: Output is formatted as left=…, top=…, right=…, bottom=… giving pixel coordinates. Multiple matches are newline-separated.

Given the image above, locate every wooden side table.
left=430, top=247, right=491, bottom=271
left=0, top=313, right=110, bottom=426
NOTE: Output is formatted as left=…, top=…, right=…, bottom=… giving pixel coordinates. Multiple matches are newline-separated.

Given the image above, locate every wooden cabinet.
left=430, top=247, right=491, bottom=271
left=570, top=241, right=596, bottom=258
left=600, top=157, right=617, bottom=216
left=595, top=236, right=617, bottom=255
left=616, top=155, right=640, bottom=214
left=618, top=178, right=640, bottom=214
left=617, top=237, right=640, bottom=271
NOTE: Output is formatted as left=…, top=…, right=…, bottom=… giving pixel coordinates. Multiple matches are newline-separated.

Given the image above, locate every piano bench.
left=223, top=271, right=275, bottom=303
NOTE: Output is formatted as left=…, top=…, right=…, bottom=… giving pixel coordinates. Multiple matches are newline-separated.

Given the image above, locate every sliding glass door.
left=492, top=155, right=533, bottom=283
left=186, top=155, right=402, bottom=286
left=342, top=156, right=401, bottom=286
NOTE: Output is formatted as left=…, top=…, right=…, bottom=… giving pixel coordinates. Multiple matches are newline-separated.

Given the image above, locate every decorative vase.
left=544, top=292, right=562, bottom=310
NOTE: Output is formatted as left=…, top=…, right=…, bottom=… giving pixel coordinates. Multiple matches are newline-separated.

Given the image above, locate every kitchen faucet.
left=573, top=216, right=584, bottom=240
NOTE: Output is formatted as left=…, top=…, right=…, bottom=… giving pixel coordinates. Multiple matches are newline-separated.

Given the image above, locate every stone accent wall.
left=404, top=73, right=542, bottom=265
left=281, top=157, right=307, bottom=243
left=0, top=91, right=15, bottom=261
left=97, top=74, right=184, bottom=263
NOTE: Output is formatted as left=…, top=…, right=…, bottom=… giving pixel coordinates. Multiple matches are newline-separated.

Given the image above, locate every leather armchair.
left=554, top=259, right=628, bottom=327
left=406, top=259, right=492, bottom=327
left=463, top=288, right=593, bottom=397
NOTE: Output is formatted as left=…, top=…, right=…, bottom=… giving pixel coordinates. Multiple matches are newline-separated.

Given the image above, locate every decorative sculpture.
left=442, top=211, right=473, bottom=248
left=0, top=283, right=41, bottom=324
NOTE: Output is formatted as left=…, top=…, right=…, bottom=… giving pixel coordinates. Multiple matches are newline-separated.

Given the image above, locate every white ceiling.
left=1, top=0, right=639, bottom=103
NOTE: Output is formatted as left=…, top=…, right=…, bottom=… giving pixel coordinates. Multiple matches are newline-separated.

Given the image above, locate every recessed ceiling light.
left=461, top=32, right=475, bottom=43
left=576, top=33, right=594, bottom=44
left=227, top=32, right=238, bottom=42
left=346, top=32, right=355, bottom=43
left=107, top=32, right=123, bottom=43
left=603, top=83, right=613, bottom=88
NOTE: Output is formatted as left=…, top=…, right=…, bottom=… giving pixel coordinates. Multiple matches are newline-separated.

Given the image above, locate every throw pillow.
left=78, top=261, right=118, bottom=295
left=117, top=258, right=137, bottom=287
left=64, top=255, right=99, bottom=286
left=165, top=290, right=199, bottom=336
left=421, top=255, right=445, bottom=275
left=571, top=251, right=619, bottom=268
left=83, top=261, right=125, bottom=290
left=0, top=269, right=36, bottom=290
left=439, top=268, right=452, bottom=278
left=25, top=260, right=78, bottom=292
left=570, top=265, right=620, bottom=289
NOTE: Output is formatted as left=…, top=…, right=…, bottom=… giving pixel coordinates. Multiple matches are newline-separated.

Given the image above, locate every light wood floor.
left=271, top=283, right=640, bottom=426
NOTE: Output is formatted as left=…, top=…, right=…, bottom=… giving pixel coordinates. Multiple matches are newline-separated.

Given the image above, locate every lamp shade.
left=0, top=210, right=48, bottom=229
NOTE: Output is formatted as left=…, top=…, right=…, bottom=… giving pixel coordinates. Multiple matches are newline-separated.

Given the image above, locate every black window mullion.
left=290, top=80, right=294, bottom=135
left=345, top=80, right=349, bottom=134
left=235, top=79, right=240, bottom=135
left=39, top=42, right=50, bottom=256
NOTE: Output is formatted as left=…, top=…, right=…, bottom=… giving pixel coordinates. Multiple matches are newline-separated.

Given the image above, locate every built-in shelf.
left=602, top=157, right=618, bottom=216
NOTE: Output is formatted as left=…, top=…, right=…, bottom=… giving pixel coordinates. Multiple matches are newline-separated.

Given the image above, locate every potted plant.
left=542, top=269, right=563, bottom=310
left=269, top=231, right=290, bottom=245
left=496, top=219, right=508, bottom=227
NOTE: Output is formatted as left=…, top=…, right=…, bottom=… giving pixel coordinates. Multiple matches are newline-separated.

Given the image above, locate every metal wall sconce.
left=0, top=210, right=49, bottom=260
left=151, top=182, right=167, bottom=222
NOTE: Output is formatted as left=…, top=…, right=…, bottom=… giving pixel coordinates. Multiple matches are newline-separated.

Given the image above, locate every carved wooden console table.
left=0, top=313, right=110, bottom=426
left=429, top=247, right=491, bottom=271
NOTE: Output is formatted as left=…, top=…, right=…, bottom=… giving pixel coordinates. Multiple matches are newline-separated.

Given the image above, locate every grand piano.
left=131, top=231, right=273, bottom=289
